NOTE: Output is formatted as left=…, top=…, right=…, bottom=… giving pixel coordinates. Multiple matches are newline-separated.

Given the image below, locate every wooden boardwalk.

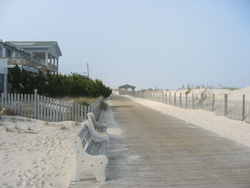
left=69, top=94, right=250, bottom=188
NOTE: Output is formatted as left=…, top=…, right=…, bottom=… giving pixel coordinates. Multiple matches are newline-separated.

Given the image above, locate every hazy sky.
left=1, top=0, right=250, bottom=90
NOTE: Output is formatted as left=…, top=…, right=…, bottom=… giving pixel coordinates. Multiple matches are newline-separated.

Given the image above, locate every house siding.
left=0, top=58, right=8, bottom=93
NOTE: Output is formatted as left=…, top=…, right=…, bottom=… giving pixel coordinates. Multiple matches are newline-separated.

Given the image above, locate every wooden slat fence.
left=128, top=90, right=250, bottom=124
left=0, top=92, right=97, bottom=122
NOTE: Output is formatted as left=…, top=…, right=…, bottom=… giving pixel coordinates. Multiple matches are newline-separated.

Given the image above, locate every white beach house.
left=7, top=41, right=62, bottom=73
left=0, top=40, right=62, bottom=74
left=0, top=39, right=62, bottom=92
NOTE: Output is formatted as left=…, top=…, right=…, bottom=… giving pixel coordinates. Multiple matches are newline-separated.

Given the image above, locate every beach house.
left=0, top=40, right=62, bottom=74
left=7, top=41, right=62, bottom=73
left=0, top=39, right=62, bottom=92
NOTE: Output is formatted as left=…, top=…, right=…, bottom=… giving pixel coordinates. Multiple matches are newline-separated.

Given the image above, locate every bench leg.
left=92, top=156, right=108, bottom=181
left=71, top=136, right=108, bottom=182
left=95, top=170, right=106, bottom=181
left=71, top=155, right=108, bottom=182
left=71, top=165, right=83, bottom=182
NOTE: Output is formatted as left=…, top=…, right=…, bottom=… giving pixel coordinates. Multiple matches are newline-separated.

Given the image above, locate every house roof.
left=119, top=84, right=136, bottom=89
left=0, top=41, right=31, bottom=56
left=7, top=41, right=62, bottom=58
left=8, top=41, right=56, bottom=47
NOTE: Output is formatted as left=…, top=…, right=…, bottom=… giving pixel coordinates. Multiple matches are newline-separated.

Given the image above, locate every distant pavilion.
left=118, top=84, right=136, bottom=95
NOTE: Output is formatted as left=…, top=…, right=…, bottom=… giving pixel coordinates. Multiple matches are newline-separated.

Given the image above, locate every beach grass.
left=59, top=96, right=96, bottom=105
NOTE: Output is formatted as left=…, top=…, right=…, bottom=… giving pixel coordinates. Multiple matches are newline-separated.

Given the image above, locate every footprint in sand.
left=33, top=174, right=39, bottom=179
left=55, top=165, right=63, bottom=170
left=47, top=172, right=60, bottom=177
left=17, top=181, right=26, bottom=187
left=47, top=151, right=53, bottom=156
left=41, top=167, right=48, bottom=171
left=40, top=181, right=46, bottom=187
left=33, top=165, right=39, bottom=170
left=2, top=171, right=10, bottom=176
left=26, top=172, right=33, bottom=178
left=39, top=158, right=46, bottom=163
left=1, top=183, right=12, bottom=188
left=9, top=170, right=19, bottom=177
left=13, top=161, right=19, bottom=166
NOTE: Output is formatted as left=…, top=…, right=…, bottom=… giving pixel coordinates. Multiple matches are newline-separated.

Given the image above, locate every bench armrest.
left=85, top=122, right=109, bottom=143
left=92, top=132, right=109, bottom=143
left=87, top=112, right=108, bottom=128
left=93, top=121, right=108, bottom=128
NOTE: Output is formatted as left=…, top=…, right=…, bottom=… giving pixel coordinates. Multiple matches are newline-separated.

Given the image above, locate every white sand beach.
left=0, top=116, right=82, bottom=188
left=0, top=87, right=250, bottom=187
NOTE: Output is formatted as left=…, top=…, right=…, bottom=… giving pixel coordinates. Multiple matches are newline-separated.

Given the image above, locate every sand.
left=0, top=110, right=122, bottom=188
left=0, top=116, right=82, bottom=188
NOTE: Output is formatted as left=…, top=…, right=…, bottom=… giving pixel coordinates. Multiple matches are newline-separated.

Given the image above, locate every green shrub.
left=8, top=65, right=112, bottom=98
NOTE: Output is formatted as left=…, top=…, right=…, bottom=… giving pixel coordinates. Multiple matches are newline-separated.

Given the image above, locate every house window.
left=0, top=74, right=3, bottom=93
left=6, top=49, right=12, bottom=57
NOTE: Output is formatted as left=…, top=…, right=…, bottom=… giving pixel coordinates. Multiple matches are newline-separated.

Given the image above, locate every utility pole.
left=87, top=63, right=89, bottom=79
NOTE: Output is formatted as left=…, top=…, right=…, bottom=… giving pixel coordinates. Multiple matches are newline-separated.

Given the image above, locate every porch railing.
left=1, top=57, right=47, bottom=72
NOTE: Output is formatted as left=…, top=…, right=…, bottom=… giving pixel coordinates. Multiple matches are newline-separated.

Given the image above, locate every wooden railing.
left=2, top=57, right=47, bottom=71
left=1, top=57, right=58, bottom=72
left=47, top=63, right=58, bottom=72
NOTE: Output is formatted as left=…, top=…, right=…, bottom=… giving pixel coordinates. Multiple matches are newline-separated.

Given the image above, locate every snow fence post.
left=224, top=94, right=228, bottom=116
left=242, top=94, right=245, bottom=121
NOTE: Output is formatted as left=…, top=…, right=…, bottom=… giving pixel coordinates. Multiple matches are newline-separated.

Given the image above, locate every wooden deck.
left=69, top=94, right=250, bottom=188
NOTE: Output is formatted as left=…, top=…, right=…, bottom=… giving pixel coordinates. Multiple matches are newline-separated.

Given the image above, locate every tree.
left=8, top=65, right=22, bottom=93
left=8, top=67, right=112, bottom=98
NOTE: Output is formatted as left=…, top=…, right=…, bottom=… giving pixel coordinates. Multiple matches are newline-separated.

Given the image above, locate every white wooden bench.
left=87, top=112, right=107, bottom=133
left=71, top=123, right=109, bottom=182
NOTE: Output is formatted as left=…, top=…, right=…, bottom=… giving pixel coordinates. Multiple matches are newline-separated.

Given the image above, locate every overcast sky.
left=1, top=0, right=250, bottom=90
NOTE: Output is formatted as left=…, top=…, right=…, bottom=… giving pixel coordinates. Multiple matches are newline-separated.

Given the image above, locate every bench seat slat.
left=99, top=141, right=108, bottom=155
left=82, top=132, right=90, bottom=147
left=92, top=143, right=101, bottom=155
left=84, top=132, right=90, bottom=142
left=78, top=126, right=88, bottom=139
left=86, top=140, right=95, bottom=154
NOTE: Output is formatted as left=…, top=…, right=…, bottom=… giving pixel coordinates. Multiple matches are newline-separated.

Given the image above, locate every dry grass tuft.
left=14, top=124, right=19, bottom=130
left=1, top=107, right=15, bottom=115
left=4, top=125, right=9, bottom=132
left=26, top=118, right=31, bottom=122
left=59, top=96, right=96, bottom=106
left=60, top=125, right=67, bottom=130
